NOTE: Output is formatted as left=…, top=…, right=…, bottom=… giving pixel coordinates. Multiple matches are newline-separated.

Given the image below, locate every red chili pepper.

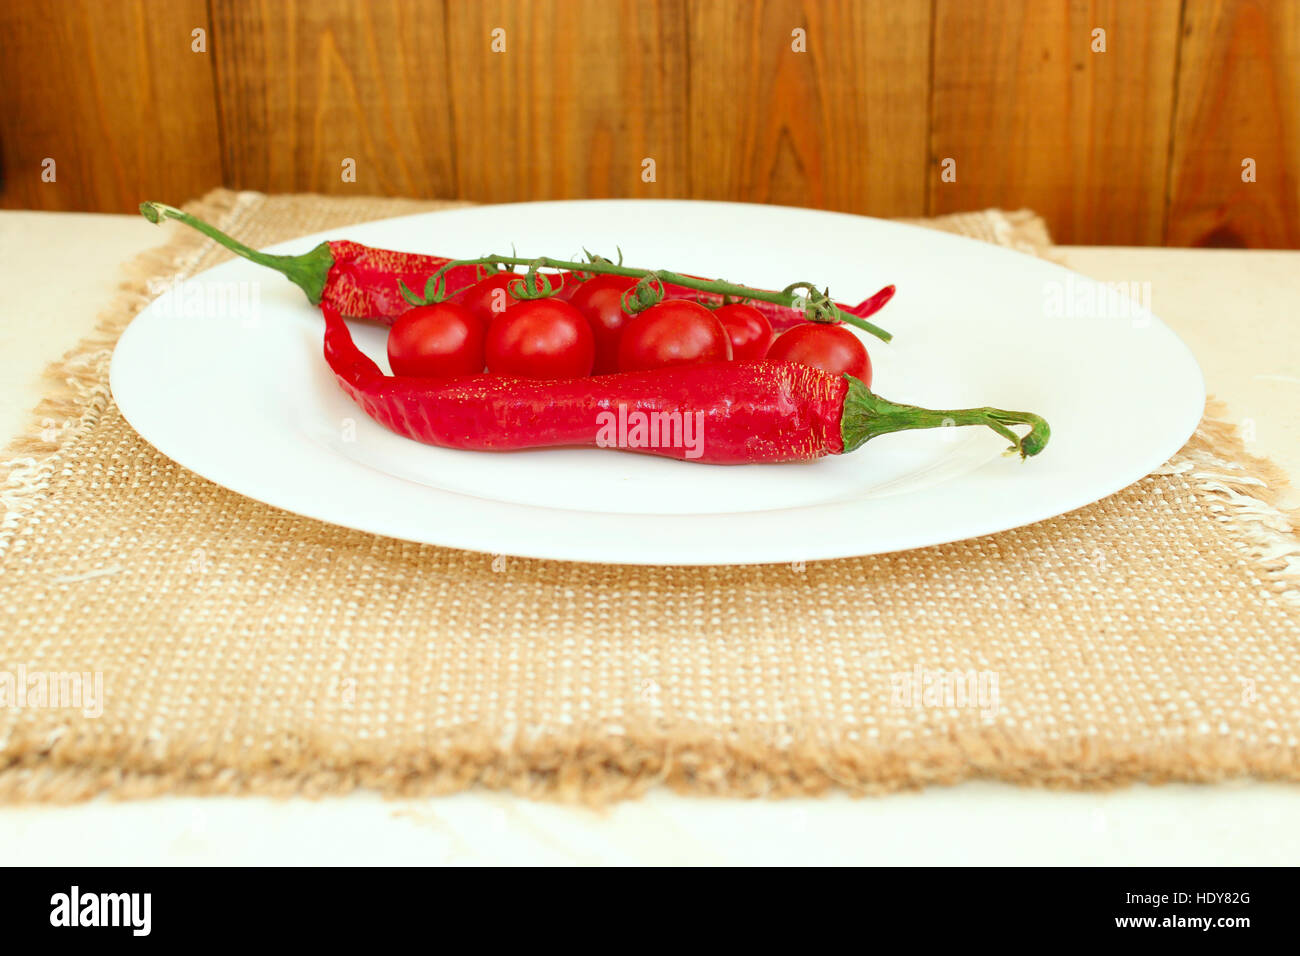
left=323, top=307, right=1049, bottom=464
left=140, top=202, right=483, bottom=321
left=140, top=202, right=892, bottom=332
left=314, top=239, right=485, bottom=319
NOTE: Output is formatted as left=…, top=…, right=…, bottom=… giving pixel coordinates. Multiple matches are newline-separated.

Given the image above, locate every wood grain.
left=930, top=0, right=1182, bottom=245
left=1166, top=0, right=1300, bottom=248
left=686, top=0, right=931, bottom=217
left=443, top=0, right=690, bottom=202
left=6, top=0, right=1300, bottom=250
left=0, top=0, right=223, bottom=212
left=211, top=0, right=458, bottom=197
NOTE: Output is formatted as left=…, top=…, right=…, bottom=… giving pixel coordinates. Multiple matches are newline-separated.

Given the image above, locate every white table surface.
left=1, top=211, right=1297, bottom=866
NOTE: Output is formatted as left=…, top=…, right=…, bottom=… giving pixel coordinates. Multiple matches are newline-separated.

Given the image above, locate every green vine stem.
left=400, top=254, right=893, bottom=343
left=841, top=376, right=1050, bottom=458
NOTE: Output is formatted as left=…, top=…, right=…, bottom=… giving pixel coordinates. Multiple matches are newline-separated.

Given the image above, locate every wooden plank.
left=211, top=0, right=458, bottom=198
left=1166, top=0, right=1300, bottom=248
left=0, top=0, right=223, bottom=212
left=685, top=0, right=931, bottom=217
left=930, top=0, right=1182, bottom=245
left=444, top=0, right=690, bottom=202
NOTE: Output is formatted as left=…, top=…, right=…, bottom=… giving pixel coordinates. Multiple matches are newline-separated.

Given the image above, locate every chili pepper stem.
left=405, top=254, right=894, bottom=343
left=139, top=201, right=334, bottom=305
left=840, top=376, right=1050, bottom=458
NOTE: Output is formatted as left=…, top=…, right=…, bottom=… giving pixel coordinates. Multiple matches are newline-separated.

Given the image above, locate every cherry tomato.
left=618, top=299, right=733, bottom=372
left=713, top=303, right=773, bottom=362
left=766, top=324, right=871, bottom=385
left=455, top=272, right=521, bottom=324
left=486, top=299, right=595, bottom=378
left=386, top=303, right=486, bottom=378
left=568, top=274, right=639, bottom=374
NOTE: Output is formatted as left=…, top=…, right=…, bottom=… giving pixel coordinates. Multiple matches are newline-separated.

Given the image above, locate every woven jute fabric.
left=2, top=190, right=1298, bottom=803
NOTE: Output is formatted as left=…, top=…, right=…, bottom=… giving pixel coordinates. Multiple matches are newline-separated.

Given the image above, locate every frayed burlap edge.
left=2, top=190, right=1298, bottom=804
left=1155, top=402, right=1299, bottom=604
left=3, top=727, right=1299, bottom=806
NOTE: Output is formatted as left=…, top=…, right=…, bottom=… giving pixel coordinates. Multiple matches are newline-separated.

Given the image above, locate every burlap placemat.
left=2, top=190, right=1298, bottom=803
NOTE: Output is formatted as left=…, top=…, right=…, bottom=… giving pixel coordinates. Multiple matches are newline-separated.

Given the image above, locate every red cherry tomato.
left=386, top=303, right=486, bottom=378
left=485, top=299, right=595, bottom=378
left=618, top=299, right=733, bottom=372
left=766, top=324, right=872, bottom=386
left=454, top=272, right=521, bottom=324
left=568, top=274, right=638, bottom=374
left=713, top=303, right=773, bottom=362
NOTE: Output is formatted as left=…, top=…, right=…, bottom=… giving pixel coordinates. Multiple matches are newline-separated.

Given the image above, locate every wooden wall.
left=2, top=0, right=1297, bottom=247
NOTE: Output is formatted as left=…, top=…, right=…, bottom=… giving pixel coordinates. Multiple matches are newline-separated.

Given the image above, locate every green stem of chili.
left=139, top=201, right=334, bottom=304
left=840, top=376, right=1050, bottom=458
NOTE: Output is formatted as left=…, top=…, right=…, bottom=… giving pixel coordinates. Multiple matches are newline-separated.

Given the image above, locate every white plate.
left=111, top=200, right=1204, bottom=565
